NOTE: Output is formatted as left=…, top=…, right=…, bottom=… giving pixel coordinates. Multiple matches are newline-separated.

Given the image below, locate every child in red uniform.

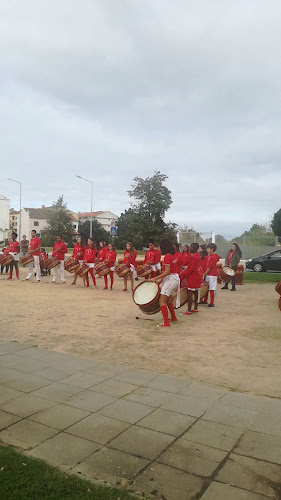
left=180, top=243, right=203, bottom=315
left=143, top=240, right=156, bottom=279
left=179, top=244, right=191, bottom=270
left=201, top=243, right=220, bottom=308
left=70, top=236, right=86, bottom=286
left=83, top=238, right=97, bottom=288
left=51, top=235, right=68, bottom=284
left=7, top=232, right=20, bottom=279
left=173, top=243, right=182, bottom=274
left=150, top=239, right=180, bottom=327
left=123, top=242, right=136, bottom=292
left=104, top=242, right=117, bottom=290
left=26, top=230, right=41, bottom=282
left=97, top=241, right=108, bottom=262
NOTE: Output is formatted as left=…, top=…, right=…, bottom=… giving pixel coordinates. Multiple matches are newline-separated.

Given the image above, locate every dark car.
left=246, top=249, right=281, bottom=272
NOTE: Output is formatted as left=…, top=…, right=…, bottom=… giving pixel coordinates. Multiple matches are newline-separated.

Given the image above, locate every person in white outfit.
left=26, top=230, right=41, bottom=282
left=51, top=235, right=67, bottom=283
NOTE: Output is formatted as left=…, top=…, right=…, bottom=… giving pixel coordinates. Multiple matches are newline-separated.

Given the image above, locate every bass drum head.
left=133, top=281, right=159, bottom=305
left=222, top=265, right=235, bottom=277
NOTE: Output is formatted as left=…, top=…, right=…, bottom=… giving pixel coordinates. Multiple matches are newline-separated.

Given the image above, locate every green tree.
left=271, top=209, right=281, bottom=238
left=78, top=219, right=109, bottom=246
left=41, top=196, right=74, bottom=246
left=128, top=171, right=172, bottom=222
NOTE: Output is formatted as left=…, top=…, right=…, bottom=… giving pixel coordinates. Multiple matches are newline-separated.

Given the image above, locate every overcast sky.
left=0, top=0, right=280, bottom=237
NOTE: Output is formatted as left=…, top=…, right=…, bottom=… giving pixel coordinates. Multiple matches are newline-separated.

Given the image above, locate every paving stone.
left=114, top=368, right=158, bottom=386
left=0, top=342, right=29, bottom=354
left=110, top=425, right=175, bottom=460
left=234, top=430, right=281, bottom=464
left=183, top=419, right=243, bottom=451
left=7, top=346, right=54, bottom=360
left=92, top=379, right=138, bottom=398
left=262, top=397, right=281, bottom=414
left=31, top=382, right=84, bottom=402
left=75, top=447, right=148, bottom=481
left=249, top=409, right=281, bottom=437
left=0, top=385, right=24, bottom=405
left=66, top=390, right=116, bottom=412
left=124, top=387, right=173, bottom=407
left=132, top=462, right=204, bottom=500
left=67, top=413, right=130, bottom=444
left=1, top=357, right=52, bottom=374
left=31, top=366, right=82, bottom=382
left=201, top=481, right=271, bottom=500
left=178, top=382, right=228, bottom=402
left=219, top=392, right=266, bottom=412
left=158, top=438, right=227, bottom=477
left=203, top=404, right=257, bottom=429
left=216, top=453, right=281, bottom=498
left=144, top=374, right=190, bottom=394
left=0, top=419, right=58, bottom=450
left=0, top=409, right=21, bottom=430
left=87, top=363, right=127, bottom=378
left=28, top=432, right=100, bottom=467
left=0, top=353, right=29, bottom=366
left=29, top=403, right=90, bottom=430
left=0, top=394, right=56, bottom=418
left=98, top=399, right=154, bottom=424
left=0, top=370, right=52, bottom=393
left=60, top=371, right=107, bottom=389
left=137, top=408, right=196, bottom=436
left=161, top=394, right=211, bottom=417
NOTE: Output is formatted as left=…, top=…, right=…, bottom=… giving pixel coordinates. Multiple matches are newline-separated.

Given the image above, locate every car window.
left=272, top=251, right=281, bottom=258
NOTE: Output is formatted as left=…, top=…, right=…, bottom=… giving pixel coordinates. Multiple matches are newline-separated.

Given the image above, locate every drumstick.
left=135, top=316, right=155, bottom=321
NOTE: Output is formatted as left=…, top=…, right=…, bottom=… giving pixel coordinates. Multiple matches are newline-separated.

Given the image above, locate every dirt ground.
left=1, top=267, right=280, bottom=398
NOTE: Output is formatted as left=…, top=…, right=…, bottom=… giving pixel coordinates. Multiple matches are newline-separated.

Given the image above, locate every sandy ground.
left=1, top=267, right=280, bottom=398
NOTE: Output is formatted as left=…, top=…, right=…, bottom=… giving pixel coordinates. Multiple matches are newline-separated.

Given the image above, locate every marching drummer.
left=201, top=243, right=220, bottom=308
left=51, top=235, right=68, bottom=284
left=97, top=241, right=108, bottom=262
left=70, top=236, right=86, bottom=286
left=179, top=242, right=204, bottom=315
left=103, top=242, right=117, bottom=290
left=26, top=230, right=41, bottom=282
left=83, top=238, right=97, bottom=288
left=143, top=240, right=155, bottom=279
left=123, top=242, right=136, bottom=292
left=150, top=239, right=180, bottom=328
left=7, top=232, right=20, bottom=280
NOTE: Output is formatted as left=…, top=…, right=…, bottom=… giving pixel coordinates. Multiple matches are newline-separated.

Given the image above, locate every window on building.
left=34, top=221, right=39, bottom=226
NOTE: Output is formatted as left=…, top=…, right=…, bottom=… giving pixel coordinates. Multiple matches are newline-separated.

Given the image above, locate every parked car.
left=246, top=249, right=281, bottom=272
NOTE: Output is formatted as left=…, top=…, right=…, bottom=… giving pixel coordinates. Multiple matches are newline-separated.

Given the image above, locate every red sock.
left=210, top=290, right=215, bottom=305
left=167, top=302, right=177, bottom=321
left=104, top=275, right=108, bottom=288
left=89, top=268, right=96, bottom=286
left=110, top=271, right=114, bottom=289
left=160, top=305, right=170, bottom=326
left=9, top=268, right=13, bottom=279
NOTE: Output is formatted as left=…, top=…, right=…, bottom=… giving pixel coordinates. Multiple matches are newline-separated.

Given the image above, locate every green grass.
left=243, top=272, right=281, bottom=283
left=0, top=445, right=137, bottom=500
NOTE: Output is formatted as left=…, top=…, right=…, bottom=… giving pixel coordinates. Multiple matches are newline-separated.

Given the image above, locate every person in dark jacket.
left=222, top=243, right=242, bottom=291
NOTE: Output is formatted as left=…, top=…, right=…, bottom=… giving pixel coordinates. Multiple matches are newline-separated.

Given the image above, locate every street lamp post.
left=7, top=178, right=21, bottom=242
left=76, top=176, right=93, bottom=238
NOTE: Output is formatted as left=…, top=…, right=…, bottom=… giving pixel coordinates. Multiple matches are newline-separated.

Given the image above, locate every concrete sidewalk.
left=0, top=341, right=280, bottom=499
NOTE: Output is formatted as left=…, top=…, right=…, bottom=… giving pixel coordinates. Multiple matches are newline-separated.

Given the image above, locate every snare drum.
left=137, top=264, right=152, bottom=278
left=219, top=265, right=235, bottom=282
left=115, top=262, right=130, bottom=277
left=46, top=256, right=61, bottom=269
left=0, top=254, right=14, bottom=266
left=76, top=263, right=90, bottom=277
left=96, top=263, right=110, bottom=277
left=171, top=287, right=188, bottom=309
left=65, top=256, right=80, bottom=273
left=20, top=254, right=34, bottom=267
left=275, top=281, right=281, bottom=296
left=133, top=281, right=160, bottom=315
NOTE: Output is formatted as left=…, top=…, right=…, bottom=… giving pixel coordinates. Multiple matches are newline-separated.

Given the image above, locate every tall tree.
left=271, top=209, right=281, bottom=238
left=128, top=171, right=172, bottom=222
left=78, top=219, right=109, bottom=246
left=42, top=196, right=74, bottom=246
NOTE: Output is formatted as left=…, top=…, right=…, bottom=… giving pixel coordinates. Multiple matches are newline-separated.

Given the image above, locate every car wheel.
left=253, top=263, right=265, bottom=272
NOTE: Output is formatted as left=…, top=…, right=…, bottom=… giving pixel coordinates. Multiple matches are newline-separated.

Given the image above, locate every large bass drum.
left=133, top=281, right=160, bottom=315
left=219, top=265, right=235, bottom=282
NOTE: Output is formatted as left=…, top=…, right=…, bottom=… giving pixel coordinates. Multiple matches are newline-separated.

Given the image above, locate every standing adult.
left=26, top=230, right=41, bottom=282
left=221, top=243, right=242, bottom=291
left=51, top=235, right=68, bottom=284
left=7, top=232, right=20, bottom=280
left=20, top=235, right=29, bottom=256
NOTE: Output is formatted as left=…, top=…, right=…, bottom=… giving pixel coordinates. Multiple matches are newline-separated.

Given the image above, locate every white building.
left=78, top=211, right=118, bottom=232
left=20, top=206, right=79, bottom=241
left=0, top=194, right=10, bottom=243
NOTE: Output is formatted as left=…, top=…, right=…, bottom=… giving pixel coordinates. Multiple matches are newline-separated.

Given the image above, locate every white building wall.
left=0, top=194, right=10, bottom=243
left=21, top=209, right=31, bottom=239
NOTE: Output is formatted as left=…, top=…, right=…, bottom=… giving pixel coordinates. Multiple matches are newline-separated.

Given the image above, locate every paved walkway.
left=0, top=341, right=280, bottom=500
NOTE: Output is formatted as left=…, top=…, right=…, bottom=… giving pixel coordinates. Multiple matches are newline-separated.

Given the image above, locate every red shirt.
left=174, top=252, right=182, bottom=273
left=227, top=251, right=235, bottom=265
left=84, top=246, right=96, bottom=263
left=152, top=249, right=161, bottom=264
left=124, top=250, right=136, bottom=267
left=144, top=249, right=155, bottom=264
left=52, top=241, right=68, bottom=261
left=179, top=251, right=191, bottom=267
left=72, top=243, right=86, bottom=260
left=163, top=253, right=179, bottom=274
left=9, top=240, right=19, bottom=253
left=105, top=250, right=117, bottom=267
left=205, top=253, right=220, bottom=276
left=30, top=237, right=41, bottom=256
left=180, top=253, right=203, bottom=289
left=41, top=252, right=48, bottom=261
